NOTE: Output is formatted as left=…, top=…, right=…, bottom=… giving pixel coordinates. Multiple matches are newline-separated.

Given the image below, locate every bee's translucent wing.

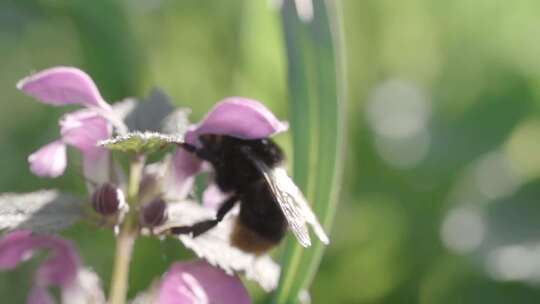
left=267, top=167, right=330, bottom=247
left=243, top=149, right=329, bottom=247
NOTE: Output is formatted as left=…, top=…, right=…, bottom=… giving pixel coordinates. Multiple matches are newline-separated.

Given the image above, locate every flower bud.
left=141, top=198, right=167, bottom=227
left=92, top=183, right=123, bottom=216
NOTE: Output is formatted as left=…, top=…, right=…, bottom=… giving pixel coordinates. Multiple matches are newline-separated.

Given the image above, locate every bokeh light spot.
left=367, top=79, right=431, bottom=138
left=441, top=207, right=485, bottom=254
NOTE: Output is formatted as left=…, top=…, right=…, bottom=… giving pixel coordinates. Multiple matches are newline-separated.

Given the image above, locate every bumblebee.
left=172, top=134, right=328, bottom=254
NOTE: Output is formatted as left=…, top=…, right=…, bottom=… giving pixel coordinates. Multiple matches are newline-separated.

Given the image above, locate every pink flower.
left=184, top=97, right=288, bottom=147
left=157, top=260, right=251, bottom=304
left=18, top=67, right=117, bottom=182
left=27, top=140, right=67, bottom=178
left=0, top=231, right=87, bottom=304
left=202, top=182, right=232, bottom=210
left=17, top=66, right=111, bottom=110
left=59, top=110, right=111, bottom=157
left=168, top=97, right=288, bottom=199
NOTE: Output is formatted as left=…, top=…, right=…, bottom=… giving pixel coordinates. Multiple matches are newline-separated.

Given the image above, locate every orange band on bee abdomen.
left=231, top=220, right=280, bottom=255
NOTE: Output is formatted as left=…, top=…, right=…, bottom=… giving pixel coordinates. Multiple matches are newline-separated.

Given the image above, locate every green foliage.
left=2, top=0, right=540, bottom=303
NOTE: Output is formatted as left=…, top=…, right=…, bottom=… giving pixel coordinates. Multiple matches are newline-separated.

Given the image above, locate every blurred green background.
left=2, top=0, right=540, bottom=303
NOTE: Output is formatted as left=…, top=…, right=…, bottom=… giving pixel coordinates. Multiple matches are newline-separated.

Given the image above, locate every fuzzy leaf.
left=155, top=201, right=280, bottom=292
left=98, top=131, right=183, bottom=154
left=0, top=190, right=84, bottom=232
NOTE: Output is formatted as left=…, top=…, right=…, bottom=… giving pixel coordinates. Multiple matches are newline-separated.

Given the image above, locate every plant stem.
left=127, top=154, right=145, bottom=200
left=109, top=223, right=135, bottom=304
left=108, top=154, right=145, bottom=304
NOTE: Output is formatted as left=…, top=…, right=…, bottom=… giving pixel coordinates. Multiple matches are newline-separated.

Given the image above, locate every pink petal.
left=0, top=231, right=80, bottom=288
left=202, top=183, right=232, bottom=210
left=17, top=66, right=111, bottom=110
left=164, top=149, right=202, bottom=200
left=0, top=230, right=34, bottom=269
left=158, top=260, right=251, bottom=304
left=60, top=110, right=112, bottom=187
left=60, top=110, right=111, bottom=156
left=0, top=232, right=101, bottom=303
left=82, top=151, right=111, bottom=191
left=28, top=286, right=55, bottom=304
left=186, top=97, right=288, bottom=145
left=28, top=140, right=67, bottom=178
left=36, top=238, right=80, bottom=287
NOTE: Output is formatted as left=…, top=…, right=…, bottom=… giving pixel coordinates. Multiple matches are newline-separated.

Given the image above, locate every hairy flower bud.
left=92, top=183, right=124, bottom=215
left=141, top=198, right=167, bottom=227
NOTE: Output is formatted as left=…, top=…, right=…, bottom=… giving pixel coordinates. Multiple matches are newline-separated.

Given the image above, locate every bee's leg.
left=170, top=194, right=239, bottom=237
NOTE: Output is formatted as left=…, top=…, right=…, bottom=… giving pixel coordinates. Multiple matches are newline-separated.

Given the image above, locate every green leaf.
left=99, top=132, right=183, bottom=154
left=274, top=0, right=346, bottom=303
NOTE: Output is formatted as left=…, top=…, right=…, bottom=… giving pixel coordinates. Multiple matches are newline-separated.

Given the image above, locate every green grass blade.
left=274, top=3, right=315, bottom=302
left=274, top=0, right=346, bottom=303
left=293, top=0, right=346, bottom=291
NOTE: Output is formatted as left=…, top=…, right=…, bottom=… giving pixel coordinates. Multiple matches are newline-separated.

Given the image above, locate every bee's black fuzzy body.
left=178, top=135, right=288, bottom=254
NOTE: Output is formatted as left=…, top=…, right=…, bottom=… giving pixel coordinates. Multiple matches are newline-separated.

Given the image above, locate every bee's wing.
left=243, top=149, right=329, bottom=247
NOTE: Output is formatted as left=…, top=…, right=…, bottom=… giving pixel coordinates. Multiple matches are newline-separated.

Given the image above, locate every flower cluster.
left=0, top=66, right=290, bottom=303
left=19, top=67, right=116, bottom=183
